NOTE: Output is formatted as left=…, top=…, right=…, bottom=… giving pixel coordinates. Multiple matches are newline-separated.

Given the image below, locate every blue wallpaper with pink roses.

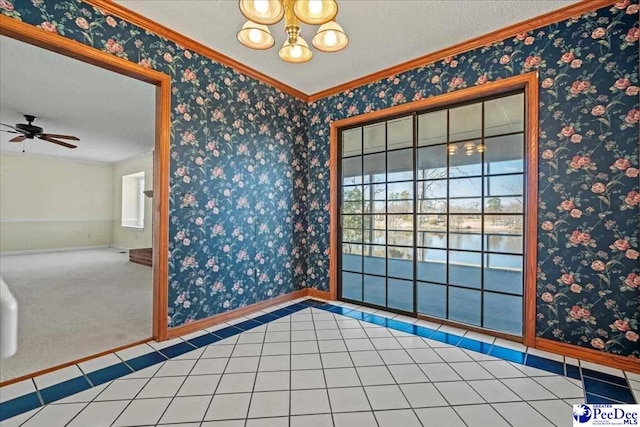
left=1, top=0, right=308, bottom=327
left=2, top=0, right=638, bottom=357
left=306, top=1, right=639, bottom=357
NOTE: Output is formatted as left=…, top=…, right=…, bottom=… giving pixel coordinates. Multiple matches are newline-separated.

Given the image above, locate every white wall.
left=112, top=152, right=153, bottom=250
left=0, top=153, right=114, bottom=252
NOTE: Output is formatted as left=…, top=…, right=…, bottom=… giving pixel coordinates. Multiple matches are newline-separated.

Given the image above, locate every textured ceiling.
left=0, top=36, right=155, bottom=163
left=116, top=0, right=576, bottom=94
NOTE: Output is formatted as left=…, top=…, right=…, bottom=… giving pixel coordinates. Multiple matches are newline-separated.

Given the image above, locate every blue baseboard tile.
left=212, top=325, right=243, bottom=339
left=323, top=305, right=353, bottom=315
left=234, top=319, right=263, bottom=331
left=406, top=325, right=437, bottom=339
left=39, top=376, right=91, bottom=404
left=253, top=313, right=280, bottom=323
left=159, top=342, right=198, bottom=359
left=566, top=363, right=582, bottom=380
left=583, top=377, right=636, bottom=403
left=0, top=392, right=41, bottom=422
left=86, top=363, right=134, bottom=386
left=488, top=345, right=526, bottom=364
left=525, top=354, right=565, bottom=376
left=581, top=368, right=629, bottom=387
left=429, top=330, right=463, bottom=346
left=362, top=314, right=390, bottom=327
left=125, top=351, right=167, bottom=371
left=187, top=332, right=222, bottom=348
left=459, top=338, right=493, bottom=355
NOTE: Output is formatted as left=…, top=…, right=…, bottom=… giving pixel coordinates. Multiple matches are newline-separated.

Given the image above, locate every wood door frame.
left=0, top=16, right=171, bottom=342
left=329, top=72, right=539, bottom=346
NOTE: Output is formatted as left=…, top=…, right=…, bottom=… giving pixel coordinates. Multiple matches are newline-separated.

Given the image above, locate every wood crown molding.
left=82, top=0, right=308, bottom=101
left=308, top=0, right=616, bottom=102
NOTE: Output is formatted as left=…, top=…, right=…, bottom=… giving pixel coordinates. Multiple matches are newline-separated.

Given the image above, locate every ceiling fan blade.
left=9, top=135, right=26, bottom=143
left=41, top=133, right=80, bottom=141
left=0, top=123, right=21, bottom=132
left=1, top=130, right=20, bottom=134
left=39, top=135, right=77, bottom=149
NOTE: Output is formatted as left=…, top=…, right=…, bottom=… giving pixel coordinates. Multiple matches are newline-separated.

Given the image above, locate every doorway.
left=332, top=75, right=538, bottom=342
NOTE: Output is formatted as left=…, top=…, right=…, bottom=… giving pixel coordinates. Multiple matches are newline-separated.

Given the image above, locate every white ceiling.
left=0, top=35, right=155, bottom=164
left=117, top=0, right=575, bottom=94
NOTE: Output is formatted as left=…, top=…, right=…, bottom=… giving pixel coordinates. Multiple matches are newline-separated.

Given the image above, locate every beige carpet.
left=0, top=248, right=152, bottom=382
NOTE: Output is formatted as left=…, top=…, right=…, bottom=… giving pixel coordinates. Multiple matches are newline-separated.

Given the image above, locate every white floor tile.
left=265, top=331, right=292, bottom=343
left=237, top=333, right=265, bottom=344
left=388, top=362, right=430, bottom=385
left=333, top=412, right=377, bottom=427
left=324, top=367, right=361, bottom=387
left=177, top=374, right=221, bottom=396
left=204, top=393, right=251, bottom=421
left=327, top=387, right=371, bottom=412
left=159, top=395, right=212, bottom=424
left=137, top=376, right=184, bottom=399
left=120, top=363, right=162, bottom=379
left=318, top=340, right=347, bottom=353
left=67, top=400, right=129, bottom=427
left=450, top=361, right=494, bottom=380
left=201, top=420, right=245, bottom=426
left=463, top=331, right=496, bottom=344
left=339, top=329, right=368, bottom=339
left=395, top=336, right=430, bottom=349
left=453, top=404, right=511, bottom=427
left=419, top=363, right=462, bottom=382
left=364, top=385, right=410, bottom=410
left=290, top=413, right=333, bottom=427
left=434, top=381, right=485, bottom=405
left=191, top=358, right=228, bottom=375
left=232, top=344, right=263, bottom=357
left=155, top=360, right=197, bottom=377
left=434, top=347, right=473, bottom=362
left=378, top=349, right=414, bottom=365
left=225, top=356, right=260, bottom=373
left=374, top=409, right=422, bottom=427
left=534, top=376, right=584, bottom=399
left=512, top=362, right=556, bottom=377
left=115, top=343, right=156, bottom=361
left=502, top=377, right=558, bottom=400
left=0, top=379, right=36, bottom=403
left=262, top=342, right=291, bottom=356
left=254, top=371, right=290, bottom=391
left=479, top=360, right=527, bottom=378
left=350, top=350, right=385, bottom=366
left=248, top=391, right=289, bottom=418
left=492, top=401, right=555, bottom=427
left=292, top=340, right=320, bottom=354
left=291, top=389, right=330, bottom=415
left=291, top=369, right=326, bottom=389
left=528, top=399, right=573, bottom=427
left=112, top=397, right=171, bottom=426
left=22, top=403, right=86, bottom=427
left=95, top=378, right=148, bottom=401
left=400, top=382, right=449, bottom=408
left=53, top=383, right=108, bottom=404
left=172, top=347, right=205, bottom=361
left=344, top=339, right=375, bottom=352
left=320, top=352, right=353, bottom=368
left=356, top=366, right=396, bottom=386
left=406, top=348, right=443, bottom=363
left=259, top=355, right=291, bottom=371
left=33, top=365, right=84, bottom=390
left=245, top=417, right=288, bottom=427
left=415, top=406, right=465, bottom=427
left=468, top=379, right=522, bottom=403
left=1, top=408, right=41, bottom=427
left=201, top=344, right=234, bottom=359
left=77, top=353, right=123, bottom=374
left=216, top=372, right=256, bottom=393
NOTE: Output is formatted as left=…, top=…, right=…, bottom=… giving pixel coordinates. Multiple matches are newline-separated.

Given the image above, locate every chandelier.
left=236, top=0, right=348, bottom=63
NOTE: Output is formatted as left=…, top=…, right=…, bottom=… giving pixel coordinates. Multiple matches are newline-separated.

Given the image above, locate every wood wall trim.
left=535, top=338, right=640, bottom=374
left=0, top=338, right=152, bottom=388
left=308, top=289, right=332, bottom=301
left=166, top=289, right=309, bottom=338
left=329, top=73, right=539, bottom=344
left=0, top=16, right=171, bottom=342
left=308, top=0, right=615, bottom=102
left=82, top=0, right=307, bottom=101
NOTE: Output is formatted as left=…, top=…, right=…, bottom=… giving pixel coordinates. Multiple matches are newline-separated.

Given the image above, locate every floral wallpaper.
left=1, top=0, right=308, bottom=327
left=306, top=1, right=639, bottom=357
left=2, top=0, right=638, bottom=357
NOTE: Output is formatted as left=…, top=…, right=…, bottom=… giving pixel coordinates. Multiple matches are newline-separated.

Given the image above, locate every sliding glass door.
left=339, top=92, right=525, bottom=336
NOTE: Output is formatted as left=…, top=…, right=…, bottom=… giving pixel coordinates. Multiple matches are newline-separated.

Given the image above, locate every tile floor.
left=0, top=298, right=638, bottom=427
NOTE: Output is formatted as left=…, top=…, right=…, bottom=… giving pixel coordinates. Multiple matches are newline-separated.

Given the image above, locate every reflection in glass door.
left=339, top=92, right=526, bottom=336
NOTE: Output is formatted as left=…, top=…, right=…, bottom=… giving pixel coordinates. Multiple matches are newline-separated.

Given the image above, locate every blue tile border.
left=0, top=298, right=636, bottom=422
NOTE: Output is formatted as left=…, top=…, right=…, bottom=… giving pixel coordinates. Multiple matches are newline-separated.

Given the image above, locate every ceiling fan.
left=1, top=115, right=79, bottom=149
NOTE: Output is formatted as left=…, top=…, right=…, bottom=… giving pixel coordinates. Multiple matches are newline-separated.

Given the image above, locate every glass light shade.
left=237, top=21, right=275, bottom=49
left=293, top=0, right=338, bottom=25
left=239, top=0, right=284, bottom=25
left=312, top=21, right=348, bottom=52
left=279, top=37, right=313, bottom=63
left=476, top=144, right=486, bottom=153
